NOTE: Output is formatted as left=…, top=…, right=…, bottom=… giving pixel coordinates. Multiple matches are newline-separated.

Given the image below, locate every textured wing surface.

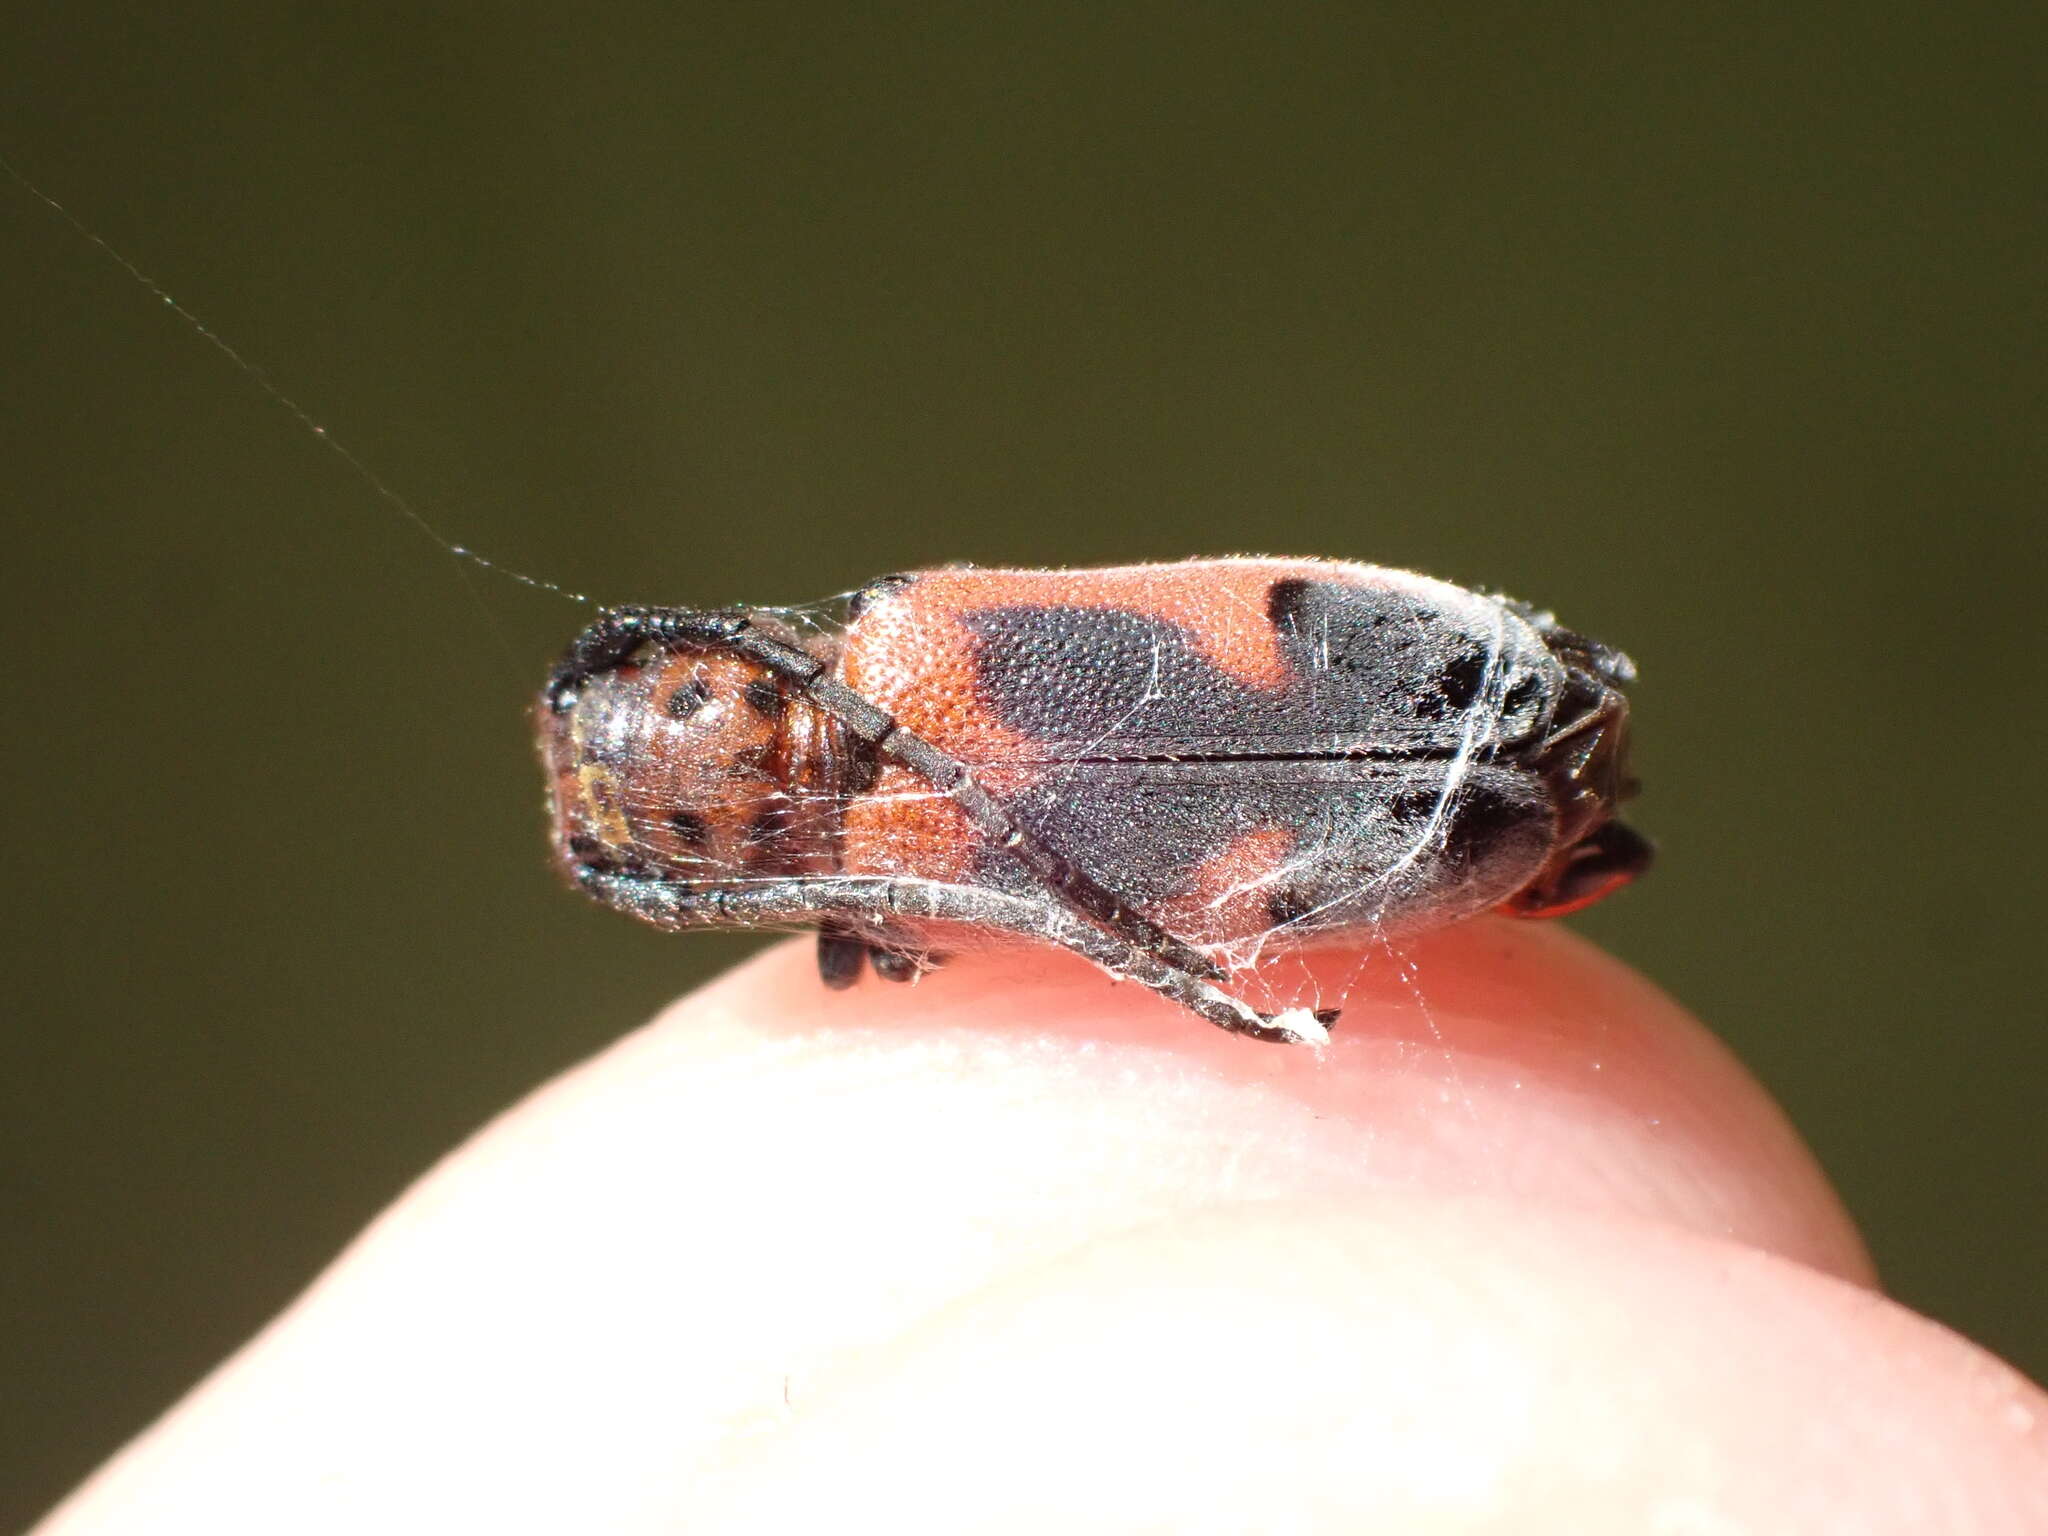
left=978, top=757, right=1553, bottom=944
left=846, top=562, right=1561, bottom=765
left=838, top=562, right=1563, bottom=927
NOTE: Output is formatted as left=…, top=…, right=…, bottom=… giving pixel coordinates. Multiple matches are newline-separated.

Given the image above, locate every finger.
left=690, top=1199, right=2048, bottom=1533
left=40, top=919, right=1889, bottom=1534
left=711, top=918, right=1872, bottom=1283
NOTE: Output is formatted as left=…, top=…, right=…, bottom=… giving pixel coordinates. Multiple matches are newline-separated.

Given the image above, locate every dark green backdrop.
left=5, top=5, right=2041, bottom=1524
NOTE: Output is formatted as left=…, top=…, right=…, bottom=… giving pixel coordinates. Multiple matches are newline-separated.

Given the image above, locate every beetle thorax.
left=539, top=646, right=837, bottom=884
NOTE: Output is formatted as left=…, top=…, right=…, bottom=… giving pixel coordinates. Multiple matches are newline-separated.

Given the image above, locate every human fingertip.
left=651, top=925, right=1869, bottom=1284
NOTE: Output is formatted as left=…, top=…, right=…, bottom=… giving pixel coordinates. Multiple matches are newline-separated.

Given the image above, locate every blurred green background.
left=4, top=4, right=2041, bottom=1523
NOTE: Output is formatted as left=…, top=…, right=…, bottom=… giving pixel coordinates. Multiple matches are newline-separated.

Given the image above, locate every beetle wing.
left=977, top=758, right=1555, bottom=947
left=839, top=565, right=1569, bottom=936
left=851, top=568, right=1562, bottom=765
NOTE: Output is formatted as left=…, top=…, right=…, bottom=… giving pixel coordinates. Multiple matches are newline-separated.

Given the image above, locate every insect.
left=539, top=558, right=1650, bottom=1043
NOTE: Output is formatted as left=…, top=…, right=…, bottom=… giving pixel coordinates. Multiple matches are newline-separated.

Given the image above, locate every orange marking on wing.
left=841, top=559, right=1382, bottom=760
left=1149, top=824, right=1299, bottom=948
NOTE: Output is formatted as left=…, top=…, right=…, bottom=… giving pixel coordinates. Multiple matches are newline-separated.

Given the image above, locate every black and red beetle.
left=539, top=559, right=1649, bottom=1043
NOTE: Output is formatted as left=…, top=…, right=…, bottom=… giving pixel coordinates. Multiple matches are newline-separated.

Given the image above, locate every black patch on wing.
left=958, top=580, right=1552, bottom=762
left=975, top=759, right=1554, bottom=938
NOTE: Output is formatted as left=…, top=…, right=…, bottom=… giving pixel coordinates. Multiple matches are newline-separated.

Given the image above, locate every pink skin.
left=36, top=922, right=2048, bottom=1532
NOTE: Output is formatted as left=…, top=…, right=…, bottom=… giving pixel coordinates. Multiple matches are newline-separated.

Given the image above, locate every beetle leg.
left=579, top=869, right=1330, bottom=1045
left=868, top=936, right=944, bottom=982
left=817, top=921, right=940, bottom=986
left=1503, top=819, right=1655, bottom=919
left=816, top=923, right=868, bottom=989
